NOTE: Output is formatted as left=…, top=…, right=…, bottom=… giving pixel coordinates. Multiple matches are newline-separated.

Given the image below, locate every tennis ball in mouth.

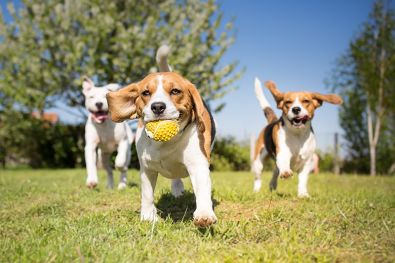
left=145, top=119, right=179, bottom=141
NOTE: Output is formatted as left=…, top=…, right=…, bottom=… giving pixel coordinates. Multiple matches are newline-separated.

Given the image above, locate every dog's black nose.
left=292, top=107, right=301, bottom=114
left=151, top=102, right=166, bottom=114
left=96, top=102, right=103, bottom=110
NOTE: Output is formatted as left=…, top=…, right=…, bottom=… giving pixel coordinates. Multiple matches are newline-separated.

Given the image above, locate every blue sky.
left=211, top=0, right=379, bottom=150
left=2, top=0, right=381, bottom=151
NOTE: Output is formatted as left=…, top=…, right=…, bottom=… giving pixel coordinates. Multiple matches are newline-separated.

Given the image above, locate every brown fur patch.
left=198, top=107, right=213, bottom=163
left=255, top=119, right=282, bottom=161
left=267, top=90, right=343, bottom=122
left=106, top=83, right=140, bottom=122
left=138, top=119, right=143, bottom=128
left=107, top=72, right=200, bottom=124
left=254, top=128, right=266, bottom=161
left=263, top=107, right=278, bottom=124
left=272, top=121, right=281, bottom=157
left=107, top=72, right=214, bottom=163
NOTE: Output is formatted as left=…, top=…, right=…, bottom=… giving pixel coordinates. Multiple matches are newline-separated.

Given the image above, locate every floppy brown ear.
left=106, top=83, right=140, bottom=122
left=311, top=93, right=343, bottom=108
left=186, top=80, right=206, bottom=134
left=265, top=81, right=284, bottom=109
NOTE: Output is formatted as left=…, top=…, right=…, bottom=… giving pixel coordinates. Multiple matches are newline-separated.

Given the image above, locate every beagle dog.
left=252, top=78, right=342, bottom=197
left=105, top=46, right=217, bottom=228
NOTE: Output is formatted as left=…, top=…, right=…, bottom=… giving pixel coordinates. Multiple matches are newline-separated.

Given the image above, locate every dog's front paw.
left=171, top=179, right=185, bottom=198
left=193, top=209, right=217, bottom=228
left=140, top=212, right=159, bottom=222
left=115, top=165, right=128, bottom=173
left=86, top=182, right=97, bottom=189
left=253, top=179, right=262, bottom=193
left=117, top=182, right=127, bottom=190
left=298, top=192, right=311, bottom=198
left=279, top=170, right=293, bottom=180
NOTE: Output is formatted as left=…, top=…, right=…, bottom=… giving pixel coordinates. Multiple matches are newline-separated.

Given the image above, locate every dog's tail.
left=156, top=45, right=172, bottom=72
left=254, top=77, right=278, bottom=124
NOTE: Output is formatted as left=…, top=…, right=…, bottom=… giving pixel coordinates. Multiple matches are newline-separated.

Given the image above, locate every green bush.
left=210, top=136, right=250, bottom=172
left=0, top=110, right=85, bottom=169
left=316, top=147, right=335, bottom=173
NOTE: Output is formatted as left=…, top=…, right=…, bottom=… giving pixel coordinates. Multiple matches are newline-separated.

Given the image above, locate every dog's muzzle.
left=290, top=115, right=308, bottom=128
left=91, top=111, right=109, bottom=124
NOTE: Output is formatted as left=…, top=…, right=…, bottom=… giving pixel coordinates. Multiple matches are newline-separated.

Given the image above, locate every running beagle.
left=106, top=46, right=217, bottom=228
left=252, top=78, right=342, bottom=197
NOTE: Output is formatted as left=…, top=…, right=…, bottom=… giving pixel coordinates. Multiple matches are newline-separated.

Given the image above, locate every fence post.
left=334, top=133, right=339, bottom=175
left=250, top=133, right=255, bottom=172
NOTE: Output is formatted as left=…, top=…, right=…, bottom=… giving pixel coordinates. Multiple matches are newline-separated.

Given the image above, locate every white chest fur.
left=136, top=121, right=208, bottom=179
left=277, top=121, right=316, bottom=173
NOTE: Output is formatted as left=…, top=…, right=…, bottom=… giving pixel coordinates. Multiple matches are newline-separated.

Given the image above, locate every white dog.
left=106, top=46, right=218, bottom=228
left=252, top=78, right=342, bottom=197
left=82, top=77, right=134, bottom=189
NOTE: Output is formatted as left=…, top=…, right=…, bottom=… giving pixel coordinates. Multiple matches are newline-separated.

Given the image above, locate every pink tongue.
left=91, top=112, right=109, bottom=123
left=295, top=115, right=308, bottom=120
left=96, top=114, right=109, bottom=120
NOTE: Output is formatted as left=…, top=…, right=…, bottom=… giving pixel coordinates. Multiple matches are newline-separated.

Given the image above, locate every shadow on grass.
left=276, top=192, right=292, bottom=198
left=127, top=182, right=139, bottom=188
left=156, top=189, right=220, bottom=222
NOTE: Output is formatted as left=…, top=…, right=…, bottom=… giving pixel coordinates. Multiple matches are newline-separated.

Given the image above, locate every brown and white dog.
left=252, top=78, right=342, bottom=197
left=105, top=46, right=217, bottom=227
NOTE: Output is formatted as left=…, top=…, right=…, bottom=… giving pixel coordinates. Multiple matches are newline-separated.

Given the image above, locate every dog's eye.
left=303, top=100, right=310, bottom=103
left=285, top=101, right=292, bottom=105
left=142, top=90, right=150, bottom=96
left=171, top=89, right=181, bottom=95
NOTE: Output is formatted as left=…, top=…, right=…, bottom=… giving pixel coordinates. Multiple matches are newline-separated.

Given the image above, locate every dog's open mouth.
left=90, top=111, right=109, bottom=124
left=291, top=115, right=308, bottom=128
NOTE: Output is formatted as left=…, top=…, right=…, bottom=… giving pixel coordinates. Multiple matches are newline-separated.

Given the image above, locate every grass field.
left=0, top=169, right=394, bottom=262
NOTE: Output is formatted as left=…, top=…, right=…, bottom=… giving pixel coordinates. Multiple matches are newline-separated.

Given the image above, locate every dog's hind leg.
left=269, top=167, right=279, bottom=191
left=171, top=178, right=185, bottom=198
left=115, top=139, right=131, bottom=189
left=253, top=147, right=269, bottom=192
left=100, top=150, right=114, bottom=189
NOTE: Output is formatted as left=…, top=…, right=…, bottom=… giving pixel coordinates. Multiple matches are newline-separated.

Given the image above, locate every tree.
left=329, top=0, right=395, bottom=176
left=0, top=0, right=244, bottom=115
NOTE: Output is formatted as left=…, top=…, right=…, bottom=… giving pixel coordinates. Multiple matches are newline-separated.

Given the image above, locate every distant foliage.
left=210, top=137, right=250, bottom=171
left=328, top=0, right=395, bottom=175
left=210, top=136, right=276, bottom=172
left=0, top=0, right=243, bottom=113
left=316, top=147, right=335, bottom=173
left=0, top=0, right=244, bottom=169
left=0, top=110, right=85, bottom=169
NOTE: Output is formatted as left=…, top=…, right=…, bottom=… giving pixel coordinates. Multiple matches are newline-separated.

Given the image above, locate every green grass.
left=0, top=169, right=394, bottom=262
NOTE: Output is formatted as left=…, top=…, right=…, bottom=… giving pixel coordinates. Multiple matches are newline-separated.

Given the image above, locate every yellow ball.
left=145, top=119, right=179, bottom=141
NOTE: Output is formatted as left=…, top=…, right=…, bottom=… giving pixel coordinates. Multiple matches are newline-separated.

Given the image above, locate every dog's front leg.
left=297, top=160, right=312, bottom=198
left=85, top=143, right=99, bottom=188
left=276, top=150, right=293, bottom=180
left=140, top=168, right=159, bottom=222
left=188, top=165, right=217, bottom=228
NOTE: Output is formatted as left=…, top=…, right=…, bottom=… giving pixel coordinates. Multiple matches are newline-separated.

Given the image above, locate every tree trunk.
left=369, top=144, right=376, bottom=176
left=366, top=100, right=376, bottom=176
